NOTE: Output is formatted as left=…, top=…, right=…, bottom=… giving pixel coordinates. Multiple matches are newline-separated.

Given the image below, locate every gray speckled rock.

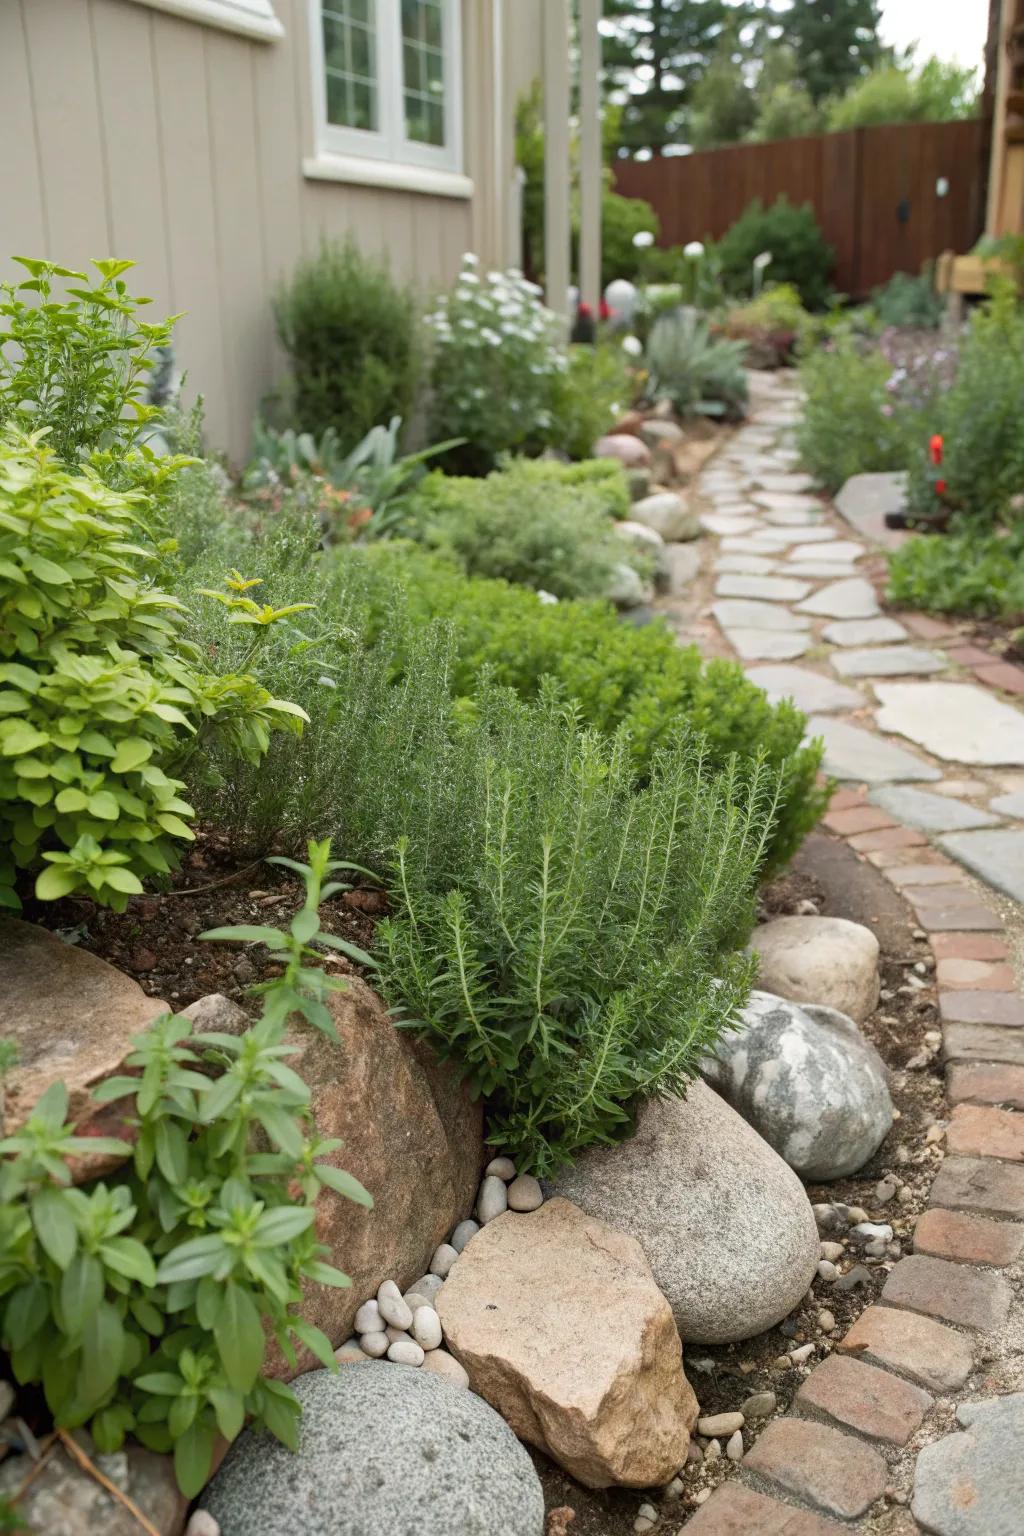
left=201, top=1366, right=544, bottom=1536
left=701, top=991, right=894, bottom=1180
left=547, top=1080, right=818, bottom=1344
left=913, top=1393, right=1024, bottom=1535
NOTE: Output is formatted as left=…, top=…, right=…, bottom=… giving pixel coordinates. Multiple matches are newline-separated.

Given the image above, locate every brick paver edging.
left=684, top=795, right=1023, bottom=1533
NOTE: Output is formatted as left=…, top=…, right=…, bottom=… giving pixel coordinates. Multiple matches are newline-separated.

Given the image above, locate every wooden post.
left=578, top=0, right=602, bottom=314
left=543, top=0, right=571, bottom=319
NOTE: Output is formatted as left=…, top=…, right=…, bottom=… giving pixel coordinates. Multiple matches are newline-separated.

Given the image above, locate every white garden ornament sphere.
left=604, top=278, right=638, bottom=324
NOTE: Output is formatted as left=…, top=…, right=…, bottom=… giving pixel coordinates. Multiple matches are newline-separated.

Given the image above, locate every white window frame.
left=125, top=0, right=283, bottom=42
left=307, top=0, right=468, bottom=195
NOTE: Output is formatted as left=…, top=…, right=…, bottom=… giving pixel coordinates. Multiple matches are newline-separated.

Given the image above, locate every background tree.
left=827, top=56, right=979, bottom=130
left=601, top=0, right=737, bottom=153
left=782, top=0, right=885, bottom=104
left=688, top=22, right=759, bottom=148
left=747, top=43, right=823, bottom=140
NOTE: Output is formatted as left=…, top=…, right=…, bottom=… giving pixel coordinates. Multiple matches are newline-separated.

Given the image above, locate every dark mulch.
left=18, top=828, right=384, bottom=1011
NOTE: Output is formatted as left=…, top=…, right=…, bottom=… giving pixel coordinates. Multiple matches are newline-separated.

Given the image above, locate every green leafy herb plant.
left=0, top=840, right=372, bottom=1497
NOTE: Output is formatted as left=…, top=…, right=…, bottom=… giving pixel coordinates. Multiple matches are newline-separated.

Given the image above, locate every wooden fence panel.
left=612, top=119, right=985, bottom=297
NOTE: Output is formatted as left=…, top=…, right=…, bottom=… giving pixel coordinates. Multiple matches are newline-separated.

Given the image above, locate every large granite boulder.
left=748, top=915, right=880, bottom=1024
left=548, top=1081, right=819, bottom=1344
left=0, top=918, right=165, bottom=1177
left=251, top=977, right=483, bottom=1362
left=702, top=991, right=894, bottom=1180
left=630, top=491, right=700, bottom=542
left=437, top=1198, right=698, bottom=1488
left=201, top=1366, right=545, bottom=1536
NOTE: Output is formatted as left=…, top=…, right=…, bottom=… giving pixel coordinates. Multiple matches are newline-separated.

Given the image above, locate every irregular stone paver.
left=701, top=514, right=763, bottom=535
left=823, top=616, right=909, bottom=646
left=882, top=1253, right=1012, bottom=1332
left=745, top=665, right=863, bottom=714
left=913, top=1207, right=1024, bottom=1267
left=715, top=553, right=777, bottom=574
left=743, top=1417, right=886, bottom=1520
left=912, top=1393, right=1024, bottom=1536
left=753, top=491, right=823, bottom=512
left=990, top=790, right=1024, bottom=816
left=833, top=645, right=946, bottom=677
left=789, top=539, right=864, bottom=561
left=795, top=1353, right=932, bottom=1445
left=756, top=525, right=839, bottom=546
left=875, top=683, right=1024, bottom=766
left=939, top=829, right=1024, bottom=903
left=798, top=578, right=880, bottom=620
left=868, top=787, right=1000, bottom=833
left=712, top=599, right=811, bottom=632
left=762, top=507, right=826, bottom=527
left=685, top=1483, right=848, bottom=1534
left=778, top=560, right=861, bottom=579
left=833, top=470, right=909, bottom=548
left=807, top=716, right=941, bottom=784
left=726, top=629, right=812, bottom=661
left=838, top=1306, right=974, bottom=1393
left=715, top=574, right=812, bottom=602
left=755, top=471, right=816, bottom=493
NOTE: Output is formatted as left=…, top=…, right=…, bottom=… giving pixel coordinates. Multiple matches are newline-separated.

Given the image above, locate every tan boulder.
left=748, top=914, right=880, bottom=1023
left=264, top=976, right=483, bottom=1367
left=0, top=918, right=166, bottom=1176
left=437, top=1197, right=698, bottom=1489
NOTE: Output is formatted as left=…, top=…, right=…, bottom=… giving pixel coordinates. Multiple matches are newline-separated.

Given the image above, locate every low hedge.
left=329, top=543, right=828, bottom=872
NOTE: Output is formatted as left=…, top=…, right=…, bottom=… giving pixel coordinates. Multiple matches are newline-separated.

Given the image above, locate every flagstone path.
left=660, top=372, right=1024, bottom=1536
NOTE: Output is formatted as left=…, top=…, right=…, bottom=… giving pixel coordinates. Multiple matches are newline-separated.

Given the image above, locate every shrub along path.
left=657, top=371, right=1024, bottom=1535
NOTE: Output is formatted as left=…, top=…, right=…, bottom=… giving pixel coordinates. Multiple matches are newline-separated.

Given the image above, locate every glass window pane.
left=401, top=0, right=446, bottom=147
left=322, top=1, right=378, bottom=132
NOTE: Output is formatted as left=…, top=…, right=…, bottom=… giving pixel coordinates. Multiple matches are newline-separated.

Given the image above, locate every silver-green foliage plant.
left=645, top=307, right=749, bottom=420
left=0, top=433, right=307, bottom=910
left=0, top=841, right=372, bottom=1498
left=377, top=684, right=780, bottom=1176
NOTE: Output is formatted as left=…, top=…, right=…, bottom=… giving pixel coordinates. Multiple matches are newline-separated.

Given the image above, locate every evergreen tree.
left=602, top=0, right=738, bottom=153
left=783, top=0, right=885, bottom=103
left=688, top=22, right=759, bottom=148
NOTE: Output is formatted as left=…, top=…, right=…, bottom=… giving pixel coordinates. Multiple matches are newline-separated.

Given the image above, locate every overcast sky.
left=878, top=0, right=988, bottom=69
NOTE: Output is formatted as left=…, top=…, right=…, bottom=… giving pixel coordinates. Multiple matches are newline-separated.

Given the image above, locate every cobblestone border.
left=681, top=797, right=1023, bottom=1534
left=900, top=615, right=1024, bottom=700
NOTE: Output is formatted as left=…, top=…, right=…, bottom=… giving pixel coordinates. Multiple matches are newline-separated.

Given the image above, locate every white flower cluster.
left=426, top=254, right=568, bottom=457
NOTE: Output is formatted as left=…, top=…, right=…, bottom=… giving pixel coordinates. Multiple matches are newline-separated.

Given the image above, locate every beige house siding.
left=0, top=0, right=511, bottom=462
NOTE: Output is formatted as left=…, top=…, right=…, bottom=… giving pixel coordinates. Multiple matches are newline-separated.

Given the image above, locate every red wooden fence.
left=612, top=119, right=986, bottom=297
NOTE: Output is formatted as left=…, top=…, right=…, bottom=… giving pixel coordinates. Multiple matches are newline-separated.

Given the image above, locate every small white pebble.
left=476, top=1175, right=509, bottom=1224
left=376, top=1280, right=413, bottom=1331
left=820, top=1241, right=844, bottom=1262
left=818, top=1309, right=836, bottom=1333
left=422, top=1350, right=470, bottom=1389
left=354, top=1299, right=381, bottom=1334
left=703, top=1438, right=721, bottom=1462
left=387, top=1339, right=425, bottom=1366
left=693, top=1488, right=711, bottom=1506
left=817, top=1259, right=838, bottom=1282
left=697, top=1412, right=743, bottom=1437
left=507, top=1174, right=543, bottom=1212
left=385, top=1325, right=411, bottom=1345
left=403, top=1292, right=432, bottom=1314
left=411, top=1305, right=443, bottom=1351
left=634, top=1519, right=655, bottom=1534
left=359, top=1331, right=389, bottom=1358
left=186, top=1516, right=221, bottom=1536
left=450, top=1219, right=480, bottom=1252
left=662, top=1476, right=684, bottom=1502
left=485, top=1156, right=517, bottom=1181
left=637, top=1504, right=657, bottom=1521
left=725, top=1429, right=744, bottom=1462
left=790, top=1343, right=815, bottom=1365
left=429, top=1242, right=459, bottom=1278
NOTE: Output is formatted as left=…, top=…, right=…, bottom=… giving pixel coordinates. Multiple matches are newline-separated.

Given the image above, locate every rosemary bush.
left=377, top=686, right=778, bottom=1174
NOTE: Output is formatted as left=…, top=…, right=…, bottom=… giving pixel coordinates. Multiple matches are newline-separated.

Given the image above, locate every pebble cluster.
left=335, top=1157, right=544, bottom=1383
left=635, top=1393, right=778, bottom=1530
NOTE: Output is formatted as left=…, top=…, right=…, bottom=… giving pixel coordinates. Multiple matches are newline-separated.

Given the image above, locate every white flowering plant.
left=425, top=256, right=568, bottom=469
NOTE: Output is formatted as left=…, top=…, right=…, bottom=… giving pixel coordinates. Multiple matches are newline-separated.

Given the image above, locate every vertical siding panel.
left=91, top=0, right=171, bottom=302
left=205, top=28, right=272, bottom=461
left=0, top=2, right=47, bottom=257
left=21, top=0, right=110, bottom=263
left=151, top=13, right=230, bottom=446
